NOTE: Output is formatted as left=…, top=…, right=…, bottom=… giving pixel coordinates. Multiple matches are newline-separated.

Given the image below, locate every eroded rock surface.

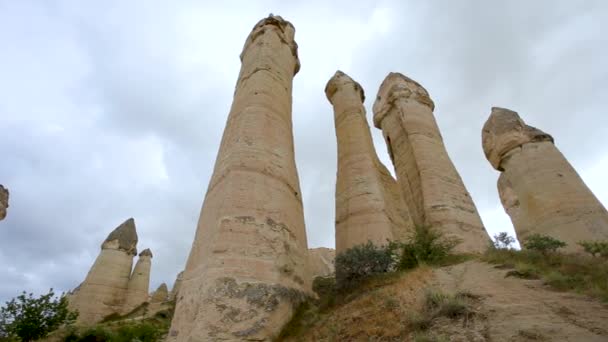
left=326, top=71, right=413, bottom=255
left=123, top=248, right=153, bottom=313
left=0, top=185, right=8, bottom=221
left=373, top=73, right=488, bottom=253
left=167, top=15, right=311, bottom=341
left=150, top=283, right=168, bottom=303
left=483, top=107, right=608, bottom=251
left=69, top=218, right=138, bottom=324
left=169, top=271, right=184, bottom=301
left=308, top=247, right=335, bottom=278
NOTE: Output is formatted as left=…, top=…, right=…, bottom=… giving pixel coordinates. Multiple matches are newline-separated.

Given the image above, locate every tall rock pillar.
left=325, top=71, right=413, bottom=255
left=69, top=218, right=138, bottom=324
left=483, top=107, right=608, bottom=252
left=168, top=15, right=310, bottom=341
left=123, top=248, right=152, bottom=313
left=373, top=73, right=488, bottom=253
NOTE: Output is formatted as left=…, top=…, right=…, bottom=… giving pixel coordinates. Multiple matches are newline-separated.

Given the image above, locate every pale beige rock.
left=483, top=107, right=608, bottom=252
left=69, top=218, right=138, bottom=324
left=150, top=283, right=168, bottom=303
left=373, top=73, right=488, bottom=253
left=168, top=271, right=183, bottom=301
left=168, top=15, right=311, bottom=341
left=326, top=71, right=413, bottom=255
left=0, top=185, right=8, bottom=221
left=307, top=248, right=335, bottom=278
left=123, top=248, right=153, bottom=313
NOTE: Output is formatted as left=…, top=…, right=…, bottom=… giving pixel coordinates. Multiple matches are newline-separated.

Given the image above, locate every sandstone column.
left=325, top=71, right=413, bottom=255
left=123, top=248, right=152, bottom=313
left=168, top=271, right=183, bottom=301
left=483, top=107, right=608, bottom=252
left=69, top=218, right=138, bottom=324
left=373, top=73, right=488, bottom=253
left=0, top=185, right=8, bottom=221
left=168, top=15, right=310, bottom=341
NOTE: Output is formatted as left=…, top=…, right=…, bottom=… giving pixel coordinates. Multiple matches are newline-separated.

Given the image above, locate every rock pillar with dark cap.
left=123, top=248, right=153, bottom=313
left=69, top=218, right=138, bottom=324
left=168, top=15, right=311, bottom=341
left=325, top=71, right=413, bottom=255
left=482, top=107, right=608, bottom=251
left=373, top=73, right=488, bottom=253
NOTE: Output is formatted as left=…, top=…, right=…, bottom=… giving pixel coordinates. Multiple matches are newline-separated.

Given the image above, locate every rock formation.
left=123, top=248, right=153, bottom=313
left=326, top=71, right=414, bottom=255
left=0, top=185, right=8, bottom=221
left=308, top=247, right=335, bottom=278
left=373, top=73, right=488, bottom=253
left=168, top=15, right=311, bottom=341
left=150, top=283, right=169, bottom=303
left=168, top=271, right=183, bottom=301
left=483, top=107, right=608, bottom=251
left=69, top=218, right=138, bottom=324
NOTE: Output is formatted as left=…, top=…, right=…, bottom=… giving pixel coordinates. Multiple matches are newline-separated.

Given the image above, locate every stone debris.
left=167, top=15, right=311, bottom=341
left=483, top=107, right=608, bottom=251
left=326, top=71, right=413, bottom=255
left=373, top=73, right=488, bottom=253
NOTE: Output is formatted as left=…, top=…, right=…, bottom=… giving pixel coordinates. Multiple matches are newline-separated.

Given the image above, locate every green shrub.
left=493, top=232, right=516, bottom=249
left=398, top=226, right=460, bottom=270
left=523, top=234, right=566, bottom=254
left=578, top=241, right=608, bottom=258
left=335, top=241, right=397, bottom=289
left=63, top=322, right=163, bottom=342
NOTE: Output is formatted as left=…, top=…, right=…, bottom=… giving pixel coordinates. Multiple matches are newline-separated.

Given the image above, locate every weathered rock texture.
left=373, top=73, right=488, bottom=253
left=326, top=71, right=413, bottom=255
left=123, top=248, right=153, bottom=313
left=0, top=185, right=8, bottom=221
left=308, top=247, right=335, bottom=278
left=168, top=15, right=311, bottom=341
left=69, top=218, right=138, bottom=324
left=483, top=107, right=608, bottom=251
left=169, top=271, right=183, bottom=301
left=150, top=283, right=169, bottom=303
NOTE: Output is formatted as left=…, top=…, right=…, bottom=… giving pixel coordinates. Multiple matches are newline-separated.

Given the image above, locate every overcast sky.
left=1, top=0, right=607, bottom=303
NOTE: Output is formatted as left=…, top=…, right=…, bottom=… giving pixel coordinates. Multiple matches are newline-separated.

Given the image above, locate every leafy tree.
left=493, top=232, right=516, bottom=249
left=523, top=234, right=566, bottom=254
left=578, top=241, right=608, bottom=258
left=0, top=289, right=77, bottom=341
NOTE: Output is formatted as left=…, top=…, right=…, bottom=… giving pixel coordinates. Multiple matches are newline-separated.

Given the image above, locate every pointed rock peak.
left=102, top=218, right=138, bottom=254
left=139, top=248, right=153, bottom=258
left=325, top=70, right=365, bottom=103
left=150, top=282, right=169, bottom=303
left=156, top=283, right=168, bottom=292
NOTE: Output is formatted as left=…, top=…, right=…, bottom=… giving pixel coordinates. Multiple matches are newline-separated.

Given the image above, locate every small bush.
left=408, top=290, right=476, bottom=333
left=523, top=234, right=566, bottom=254
left=493, top=232, right=516, bottom=249
left=398, top=225, right=460, bottom=270
left=578, top=241, right=608, bottom=258
left=335, top=241, right=397, bottom=289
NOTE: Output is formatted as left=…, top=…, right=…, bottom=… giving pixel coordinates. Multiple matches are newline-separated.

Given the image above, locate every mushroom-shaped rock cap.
left=241, top=14, right=300, bottom=75
left=325, top=70, right=365, bottom=103
left=482, top=107, right=554, bottom=170
left=0, top=185, right=8, bottom=221
left=102, top=218, right=138, bottom=255
left=139, top=248, right=153, bottom=258
left=372, top=72, right=435, bottom=128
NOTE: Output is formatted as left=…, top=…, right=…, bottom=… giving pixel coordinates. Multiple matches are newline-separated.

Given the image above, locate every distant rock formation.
left=69, top=218, right=138, bottom=324
left=0, top=185, right=8, bottom=221
left=150, top=283, right=169, bottom=303
left=168, top=15, right=311, bottom=341
left=123, top=248, right=153, bottom=313
left=483, top=107, right=608, bottom=251
left=326, top=71, right=413, bottom=255
left=168, top=271, right=183, bottom=301
left=373, top=73, right=488, bottom=253
left=308, top=247, right=335, bottom=278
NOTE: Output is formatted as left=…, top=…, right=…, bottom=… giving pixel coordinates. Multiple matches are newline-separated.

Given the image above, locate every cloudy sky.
left=1, top=0, right=607, bottom=303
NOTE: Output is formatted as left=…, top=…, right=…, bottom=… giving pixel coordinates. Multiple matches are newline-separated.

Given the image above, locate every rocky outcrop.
left=150, top=283, right=169, bottom=303
left=373, top=73, right=488, bottom=253
left=326, top=71, right=413, bottom=255
left=123, top=248, right=153, bottom=313
left=168, top=271, right=183, bottom=301
left=483, top=107, right=608, bottom=251
left=168, top=15, right=311, bottom=341
left=308, top=248, right=335, bottom=278
left=69, top=218, right=138, bottom=324
left=0, top=185, right=8, bottom=221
